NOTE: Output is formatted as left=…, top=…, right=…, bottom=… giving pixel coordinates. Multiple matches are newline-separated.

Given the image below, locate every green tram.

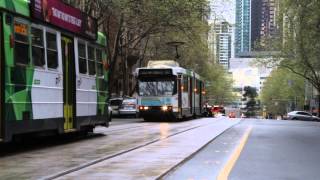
left=0, top=0, right=110, bottom=142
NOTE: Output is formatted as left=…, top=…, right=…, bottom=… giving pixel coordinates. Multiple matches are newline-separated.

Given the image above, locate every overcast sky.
left=210, top=0, right=235, bottom=24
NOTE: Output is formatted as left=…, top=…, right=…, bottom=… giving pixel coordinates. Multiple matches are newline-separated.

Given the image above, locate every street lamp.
left=166, top=41, right=185, bottom=61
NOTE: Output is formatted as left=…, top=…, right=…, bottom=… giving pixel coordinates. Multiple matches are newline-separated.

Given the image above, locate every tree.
left=63, top=0, right=235, bottom=100
left=256, top=0, right=320, bottom=115
left=65, top=0, right=211, bottom=95
left=260, top=68, right=305, bottom=116
left=243, top=86, right=258, bottom=117
left=203, top=63, right=236, bottom=105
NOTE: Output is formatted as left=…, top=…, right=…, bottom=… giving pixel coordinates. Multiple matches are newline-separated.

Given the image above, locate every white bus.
left=135, top=60, right=205, bottom=121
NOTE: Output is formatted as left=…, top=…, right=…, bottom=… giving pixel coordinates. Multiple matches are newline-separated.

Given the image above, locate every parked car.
left=119, top=98, right=138, bottom=117
left=287, top=111, right=320, bottom=121
left=229, top=112, right=236, bottom=118
left=109, top=98, right=123, bottom=116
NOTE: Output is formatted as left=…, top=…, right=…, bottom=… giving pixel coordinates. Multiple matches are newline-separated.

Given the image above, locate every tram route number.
left=14, top=23, right=28, bottom=36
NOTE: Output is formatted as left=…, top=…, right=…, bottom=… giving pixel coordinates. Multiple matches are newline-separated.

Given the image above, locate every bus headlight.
left=161, top=106, right=172, bottom=111
left=139, top=106, right=149, bottom=111
left=161, top=106, right=168, bottom=111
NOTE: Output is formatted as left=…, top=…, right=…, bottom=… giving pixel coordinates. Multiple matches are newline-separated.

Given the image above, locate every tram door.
left=189, top=77, right=193, bottom=114
left=61, top=36, right=75, bottom=131
left=0, top=14, right=2, bottom=140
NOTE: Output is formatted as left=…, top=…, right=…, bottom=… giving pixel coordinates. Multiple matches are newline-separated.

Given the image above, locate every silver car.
left=119, top=98, right=138, bottom=117
left=287, top=111, right=320, bottom=121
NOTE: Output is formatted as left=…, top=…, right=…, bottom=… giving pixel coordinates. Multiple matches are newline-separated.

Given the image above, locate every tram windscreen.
left=138, top=78, right=177, bottom=96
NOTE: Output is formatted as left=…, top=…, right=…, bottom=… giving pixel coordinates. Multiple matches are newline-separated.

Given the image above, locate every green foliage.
left=202, top=63, right=235, bottom=105
left=65, top=0, right=235, bottom=99
left=260, top=68, right=305, bottom=115
left=243, top=86, right=258, bottom=99
left=257, top=0, right=320, bottom=92
left=242, top=86, right=258, bottom=117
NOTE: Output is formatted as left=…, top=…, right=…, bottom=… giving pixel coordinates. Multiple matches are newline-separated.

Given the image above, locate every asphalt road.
left=2, top=118, right=320, bottom=179
left=164, top=119, right=320, bottom=180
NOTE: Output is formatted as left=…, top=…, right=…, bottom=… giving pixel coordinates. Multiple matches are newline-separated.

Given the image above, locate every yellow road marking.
left=217, top=126, right=253, bottom=180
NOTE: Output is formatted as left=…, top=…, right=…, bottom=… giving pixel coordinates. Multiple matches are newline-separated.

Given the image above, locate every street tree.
left=260, top=68, right=305, bottom=116
left=63, top=0, right=235, bottom=100
left=203, top=63, right=235, bottom=105
left=243, top=86, right=258, bottom=117
left=256, top=0, right=320, bottom=114
left=64, top=0, right=211, bottom=95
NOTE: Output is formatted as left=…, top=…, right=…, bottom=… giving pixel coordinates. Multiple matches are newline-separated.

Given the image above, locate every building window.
left=46, top=32, right=58, bottom=69
left=31, top=27, right=45, bottom=67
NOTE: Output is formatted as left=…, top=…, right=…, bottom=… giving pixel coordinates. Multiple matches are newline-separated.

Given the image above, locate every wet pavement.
left=2, top=118, right=319, bottom=179
left=163, top=122, right=248, bottom=180
left=164, top=119, right=320, bottom=180
left=230, top=120, right=320, bottom=180
left=0, top=117, right=238, bottom=179
left=57, top=118, right=240, bottom=179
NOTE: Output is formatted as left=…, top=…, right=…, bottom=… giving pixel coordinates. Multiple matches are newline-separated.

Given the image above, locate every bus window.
left=31, top=27, right=45, bottom=67
left=87, top=46, right=96, bottom=75
left=46, top=32, right=58, bottom=69
left=138, top=78, right=177, bottom=96
left=96, top=48, right=103, bottom=76
left=14, top=20, right=29, bottom=65
left=78, top=42, right=87, bottom=74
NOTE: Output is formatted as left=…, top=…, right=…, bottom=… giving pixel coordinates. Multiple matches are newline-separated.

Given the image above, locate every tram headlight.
left=161, top=106, right=168, bottom=111
left=143, top=106, right=149, bottom=110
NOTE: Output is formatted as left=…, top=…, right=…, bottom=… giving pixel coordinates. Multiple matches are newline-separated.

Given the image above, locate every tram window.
left=183, top=76, right=189, bottom=92
left=78, top=42, right=87, bottom=74
left=88, top=46, right=96, bottom=75
left=14, top=21, right=29, bottom=65
left=96, top=49, right=103, bottom=76
left=31, top=27, right=45, bottom=67
left=46, top=32, right=58, bottom=69
left=195, top=80, right=200, bottom=94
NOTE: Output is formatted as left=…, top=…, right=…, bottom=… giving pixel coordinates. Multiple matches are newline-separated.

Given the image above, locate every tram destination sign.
left=30, top=0, right=97, bottom=40
left=139, top=69, right=173, bottom=76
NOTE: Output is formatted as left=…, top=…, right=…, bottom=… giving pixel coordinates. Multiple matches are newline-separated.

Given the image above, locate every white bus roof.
left=135, top=60, right=202, bottom=80
left=147, top=60, right=180, bottom=68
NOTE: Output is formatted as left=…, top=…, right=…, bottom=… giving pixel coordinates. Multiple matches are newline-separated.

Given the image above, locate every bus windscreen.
left=138, top=79, right=177, bottom=96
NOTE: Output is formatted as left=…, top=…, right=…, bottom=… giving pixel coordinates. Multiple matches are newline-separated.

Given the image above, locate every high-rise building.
left=260, top=0, right=278, bottom=46
left=251, top=0, right=279, bottom=50
left=235, top=0, right=279, bottom=56
left=213, top=21, right=233, bottom=69
left=235, top=0, right=251, bottom=57
left=251, top=0, right=262, bottom=50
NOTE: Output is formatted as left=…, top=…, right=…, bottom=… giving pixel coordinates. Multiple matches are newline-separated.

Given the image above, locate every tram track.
left=44, top=121, right=216, bottom=180
left=96, top=123, right=159, bottom=134
left=0, top=123, right=157, bottom=157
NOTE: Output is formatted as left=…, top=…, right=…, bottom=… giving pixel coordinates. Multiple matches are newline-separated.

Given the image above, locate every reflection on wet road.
left=0, top=117, right=239, bottom=179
